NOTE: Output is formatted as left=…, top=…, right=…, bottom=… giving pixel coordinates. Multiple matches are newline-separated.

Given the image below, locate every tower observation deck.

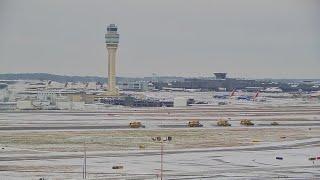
left=105, top=24, right=119, bottom=96
left=105, top=24, right=119, bottom=46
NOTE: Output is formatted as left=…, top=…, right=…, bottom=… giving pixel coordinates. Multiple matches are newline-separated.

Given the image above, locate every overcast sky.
left=1, top=0, right=319, bottom=78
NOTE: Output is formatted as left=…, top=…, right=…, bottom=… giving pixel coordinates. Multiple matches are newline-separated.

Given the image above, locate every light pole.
left=152, top=136, right=172, bottom=180
left=83, top=140, right=87, bottom=179
left=160, top=141, right=163, bottom=180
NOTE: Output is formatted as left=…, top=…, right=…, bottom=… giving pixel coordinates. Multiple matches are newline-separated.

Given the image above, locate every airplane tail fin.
left=230, top=89, right=236, bottom=97
left=253, top=90, right=260, bottom=101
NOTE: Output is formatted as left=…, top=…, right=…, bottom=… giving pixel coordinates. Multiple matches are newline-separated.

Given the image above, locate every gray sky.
left=1, top=0, right=319, bottom=78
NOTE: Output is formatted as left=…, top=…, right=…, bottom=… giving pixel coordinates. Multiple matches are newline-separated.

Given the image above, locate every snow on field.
left=0, top=93, right=319, bottom=179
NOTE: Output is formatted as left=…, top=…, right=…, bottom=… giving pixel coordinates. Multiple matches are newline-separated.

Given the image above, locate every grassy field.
left=1, top=127, right=319, bottom=152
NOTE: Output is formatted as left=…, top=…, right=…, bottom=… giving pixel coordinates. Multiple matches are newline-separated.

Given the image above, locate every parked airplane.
left=236, top=90, right=260, bottom=101
left=214, top=89, right=263, bottom=102
left=213, top=89, right=236, bottom=99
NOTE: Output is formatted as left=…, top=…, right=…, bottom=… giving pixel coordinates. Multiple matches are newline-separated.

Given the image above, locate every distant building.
left=118, top=81, right=155, bottom=91
left=214, top=73, right=227, bottom=80
left=170, top=78, right=258, bottom=91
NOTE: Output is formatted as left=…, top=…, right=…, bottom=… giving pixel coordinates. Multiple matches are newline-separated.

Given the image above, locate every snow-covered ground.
left=0, top=95, right=320, bottom=179
left=0, top=138, right=319, bottom=179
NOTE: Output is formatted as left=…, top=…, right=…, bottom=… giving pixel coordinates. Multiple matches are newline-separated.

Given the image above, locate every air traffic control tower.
left=105, top=24, right=119, bottom=96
